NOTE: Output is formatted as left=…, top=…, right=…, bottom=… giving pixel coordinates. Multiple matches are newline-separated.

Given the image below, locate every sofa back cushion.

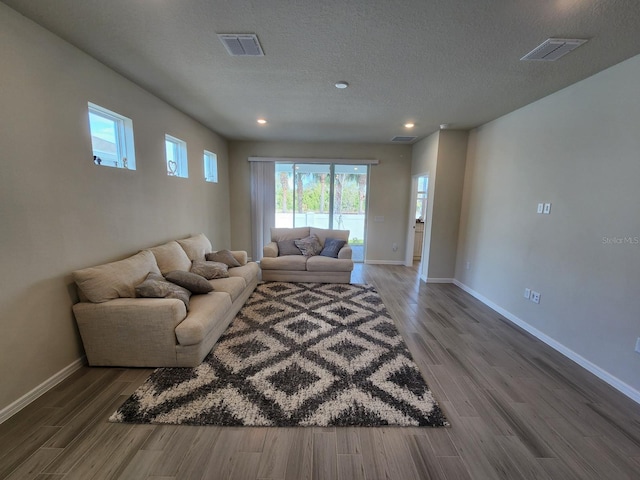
left=72, top=250, right=160, bottom=303
left=148, top=241, right=192, bottom=275
left=177, top=233, right=212, bottom=261
left=310, top=228, right=350, bottom=246
left=271, top=227, right=310, bottom=242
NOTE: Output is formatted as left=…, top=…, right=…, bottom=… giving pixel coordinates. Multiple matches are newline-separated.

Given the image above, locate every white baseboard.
left=453, top=280, right=640, bottom=405
left=0, top=356, right=86, bottom=424
left=364, top=260, right=405, bottom=265
left=427, top=278, right=454, bottom=283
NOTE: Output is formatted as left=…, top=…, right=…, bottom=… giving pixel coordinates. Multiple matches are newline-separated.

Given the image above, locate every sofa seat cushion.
left=174, top=292, right=232, bottom=346
left=148, top=241, right=192, bottom=274
left=72, top=250, right=160, bottom=303
left=260, top=255, right=308, bottom=271
left=306, top=256, right=354, bottom=272
left=177, top=233, right=212, bottom=262
left=228, top=262, right=260, bottom=285
left=208, top=276, right=247, bottom=302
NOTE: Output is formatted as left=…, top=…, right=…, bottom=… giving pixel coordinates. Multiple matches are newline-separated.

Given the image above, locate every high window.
left=88, top=103, right=136, bottom=169
left=204, top=151, right=218, bottom=183
left=165, top=135, right=188, bottom=178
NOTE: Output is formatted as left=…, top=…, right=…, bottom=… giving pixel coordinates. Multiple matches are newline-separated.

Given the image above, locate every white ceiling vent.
left=391, top=136, right=417, bottom=143
left=218, top=34, right=264, bottom=56
left=521, top=38, right=588, bottom=61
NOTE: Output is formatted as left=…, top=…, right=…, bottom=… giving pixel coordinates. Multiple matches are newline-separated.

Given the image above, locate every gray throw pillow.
left=190, top=260, right=229, bottom=280
left=277, top=239, right=303, bottom=256
left=165, top=270, right=213, bottom=294
left=135, top=272, right=191, bottom=308
left=205, top=249, right=241, bottom=267
left=295, top=234, right=323, bottom=257
left=320, top=238, right=347, bottom=258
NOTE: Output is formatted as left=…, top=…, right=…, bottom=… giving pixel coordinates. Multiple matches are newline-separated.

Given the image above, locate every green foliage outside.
left=276, top=173, right=366, bottom=214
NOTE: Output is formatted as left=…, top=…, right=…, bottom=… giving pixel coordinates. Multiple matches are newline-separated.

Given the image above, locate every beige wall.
left=412, top=130, right=468, bottom=280
left=228, top=142, right=412, bottom=262
left=456, top=54, right=640, bottom=394
left=0, top=4, right=230, bottom=412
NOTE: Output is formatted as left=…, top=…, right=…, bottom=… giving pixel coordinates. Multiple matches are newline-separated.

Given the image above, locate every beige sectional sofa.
left=71, top=233, right=259, bottom=367
left=260, top=227, right=353, bottom=283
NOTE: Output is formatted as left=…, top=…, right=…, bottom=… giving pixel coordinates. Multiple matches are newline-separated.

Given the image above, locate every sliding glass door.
left=275, top=162, right=368, bottom=261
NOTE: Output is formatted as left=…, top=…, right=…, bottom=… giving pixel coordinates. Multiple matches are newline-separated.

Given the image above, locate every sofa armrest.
left=72, top=298, right=187, bottom=366
left=263, top=241, right=278, bottom=258
left=338, top=245, right=352, bottom=260
left=229, top=250, right=248, bottom=265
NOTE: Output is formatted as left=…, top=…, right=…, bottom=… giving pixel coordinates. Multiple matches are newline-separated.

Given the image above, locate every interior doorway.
left=405, top=174, right=429, bottom=268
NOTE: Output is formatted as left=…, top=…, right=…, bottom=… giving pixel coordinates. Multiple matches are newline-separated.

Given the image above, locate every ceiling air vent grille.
left=391, top=136, right=417, bottom=143
left=521, top=38, right=588, bottom=61
left=218, top=34, right=264, bottom=56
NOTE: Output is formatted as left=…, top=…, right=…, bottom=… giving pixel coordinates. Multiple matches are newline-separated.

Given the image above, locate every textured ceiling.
left=3, top=0, right=640, bottom=143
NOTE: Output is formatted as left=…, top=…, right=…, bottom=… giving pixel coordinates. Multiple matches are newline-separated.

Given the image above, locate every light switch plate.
left=537, top=203, right=544, bottom=214
left=543, top=203, right=551, bottom=214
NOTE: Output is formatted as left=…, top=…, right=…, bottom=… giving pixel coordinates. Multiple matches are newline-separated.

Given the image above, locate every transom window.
left=165, top=135, right=188, bottom=178
left=204, top=150, right=218, bottom=183
left=88, top=103, right=136, bottom=170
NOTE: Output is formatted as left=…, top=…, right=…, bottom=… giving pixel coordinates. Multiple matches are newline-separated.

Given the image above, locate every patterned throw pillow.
left=165, top=270, right=213, bottom=294
left=205, top=249, right=241, bottom=267
left=277, top=239, right=303, bottom=256
left=319, top=238, right=347, bottom=258
left=190, top=260, right=229, bottom=280
left=294, top=234, right=323, bottom=257
left=135, top=272, right=191, bottom=308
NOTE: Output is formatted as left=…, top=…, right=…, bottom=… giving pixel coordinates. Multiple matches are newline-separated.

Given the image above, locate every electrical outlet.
left=635, top=338, right=640, bottom=354
left=531, top=291, right=541, bottom=304
left=466, top=261, right=471, bottom=270
left=524, top=288, right=531, bottom=299
left=537, top=203, right=544, bottom=214
left=392, top=242, right=398, bottom=252
left=543, top=203, right=552, bottom=214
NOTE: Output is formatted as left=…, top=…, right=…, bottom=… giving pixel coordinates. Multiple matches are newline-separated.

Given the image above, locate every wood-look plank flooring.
left=1, top=263, right=639, bottom=479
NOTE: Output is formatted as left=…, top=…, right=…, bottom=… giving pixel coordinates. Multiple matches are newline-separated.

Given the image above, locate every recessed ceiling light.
left=335, top=81, right=349, bottom=89
left=439, top=123, right=450, bottom=129
left=257, top=118, right=267, bottom=124
left=404, top=123, right=415, bottom=128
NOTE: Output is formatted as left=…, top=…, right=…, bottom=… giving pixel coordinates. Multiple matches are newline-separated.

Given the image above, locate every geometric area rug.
left=110, top=282, right=449, bottom=427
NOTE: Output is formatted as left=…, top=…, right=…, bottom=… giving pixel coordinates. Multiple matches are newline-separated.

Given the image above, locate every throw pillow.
left=205, top=249, right=241, bottom=267
left=277, top=239, right=303, bottom=256
left=135, top=272, right=191, bottom=308
left=320, top=238, right=347, bottom=258
left=190, top=260, right=229, bottom=280
left=165, top=270, right=214, bottom=294
left=295, top=234, right=323, bottom=257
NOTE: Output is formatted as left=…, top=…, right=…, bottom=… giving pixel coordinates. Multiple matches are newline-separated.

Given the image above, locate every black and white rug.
left=110, top=282, right=449, bottom=427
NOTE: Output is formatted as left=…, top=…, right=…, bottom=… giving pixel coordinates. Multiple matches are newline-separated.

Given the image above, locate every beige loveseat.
left=71, top=233, right=259, bottom=367
left=260, top=227, right=353, bottom=283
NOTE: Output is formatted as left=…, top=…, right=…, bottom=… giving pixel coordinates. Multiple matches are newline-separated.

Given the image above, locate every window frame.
left=165, top=134, right=188, bottom=178
left=88, top=102, right=136, bottom=170
left=204, top=150, right=218, bottom=183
